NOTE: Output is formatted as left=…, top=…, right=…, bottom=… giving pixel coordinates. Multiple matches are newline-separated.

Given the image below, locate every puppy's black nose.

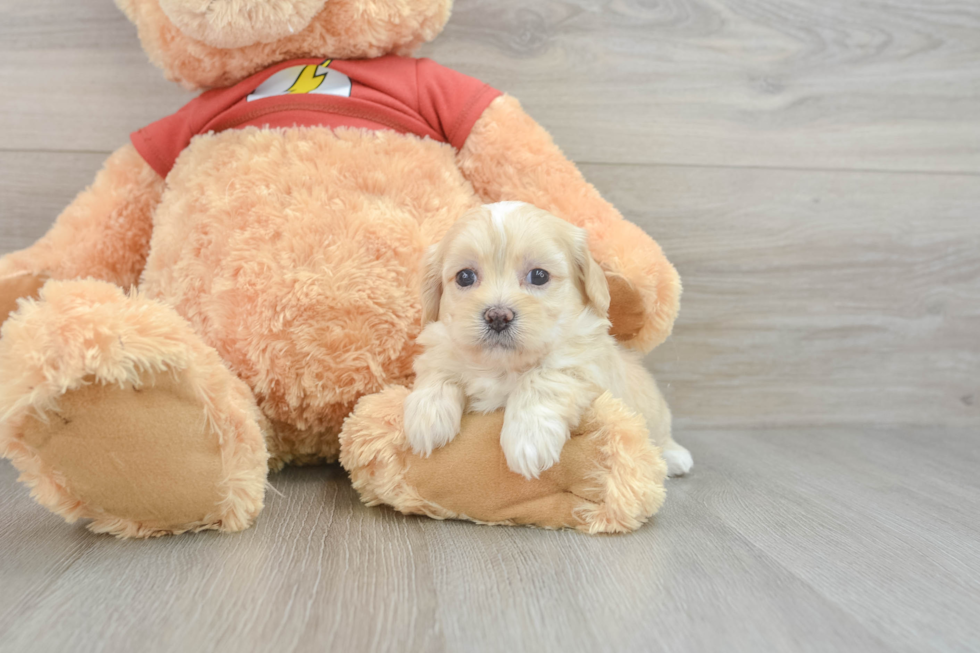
left=484, top=306, right=515, bottom=333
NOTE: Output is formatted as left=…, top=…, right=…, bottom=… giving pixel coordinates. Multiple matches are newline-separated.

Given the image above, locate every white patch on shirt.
left=247, top=60, right=352, bottom=102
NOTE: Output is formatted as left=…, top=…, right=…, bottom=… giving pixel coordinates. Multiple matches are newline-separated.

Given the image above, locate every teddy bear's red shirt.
left=131, top=56, right=501, bottom=178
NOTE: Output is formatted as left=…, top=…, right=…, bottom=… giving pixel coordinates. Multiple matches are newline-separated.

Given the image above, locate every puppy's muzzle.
left=484, top=306, right=515, bottom=333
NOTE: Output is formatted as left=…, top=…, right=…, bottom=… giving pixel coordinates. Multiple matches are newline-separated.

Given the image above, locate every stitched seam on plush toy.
left=566, top=490, right=600, bottom=506
left=448, top=85, right=498, bottom=149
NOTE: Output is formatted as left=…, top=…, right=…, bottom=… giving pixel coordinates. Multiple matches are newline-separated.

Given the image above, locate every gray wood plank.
left=2, top=0, right=979, bottom=173
left=604, top=164, right=980, bottom=430
left=684, top=427, right=980, bottom=653
left=3, top=422, right=978, bottom=652
left=437, top=0, right=980, bottom=173
left=0, top=151, right=106, bottom=251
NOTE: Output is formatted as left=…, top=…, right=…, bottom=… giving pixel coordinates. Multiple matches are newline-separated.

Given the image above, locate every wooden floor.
left=2, top=1, right=979, bottom=651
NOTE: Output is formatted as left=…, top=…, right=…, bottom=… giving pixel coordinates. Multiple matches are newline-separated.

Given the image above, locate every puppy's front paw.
left=403, top=384, right=463, bottom=456
left=662, top=442, right=693, bottom=477
left=500, top=411, right=570, bottom=479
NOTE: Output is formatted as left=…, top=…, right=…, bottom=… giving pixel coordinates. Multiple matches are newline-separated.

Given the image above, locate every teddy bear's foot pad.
left=0, top=279, right=269, bottom=537
left=19, top=375, right=228, bottom=536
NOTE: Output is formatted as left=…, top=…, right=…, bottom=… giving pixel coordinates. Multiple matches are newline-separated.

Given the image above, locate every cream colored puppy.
left=404, top=201, right=693, bottom=479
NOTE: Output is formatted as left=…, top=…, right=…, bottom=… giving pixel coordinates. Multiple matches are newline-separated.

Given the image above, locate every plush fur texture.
left=458, top=95, right=681, bottom=353
left=140, top=126, right=481, bottom=461
left=158, top=0, right=329, bottom=49
left=341, top=386, right=667, bottom=533
left=117, top=0, right=454, bottom=89
left=572, top=393, right=668, bottom=533
left=404, top=203, right=691, bottom=478
left=339, top=387, right=449, bottom=520
left=0, top=280, right=269, bottom=537
left=0, top=144, right=163, bottom=288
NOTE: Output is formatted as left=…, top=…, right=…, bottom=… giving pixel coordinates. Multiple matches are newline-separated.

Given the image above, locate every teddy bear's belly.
left=141, top=126, right=482, bottom=462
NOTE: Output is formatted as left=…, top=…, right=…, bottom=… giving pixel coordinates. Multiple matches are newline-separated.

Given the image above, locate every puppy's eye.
left=527, top=269, right=550, bottom=286
left=456, top=269, right=477, bottom=287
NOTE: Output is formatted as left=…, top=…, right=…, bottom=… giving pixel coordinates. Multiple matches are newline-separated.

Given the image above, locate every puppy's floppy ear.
left=573, top=229, right=611, bottom=317
left=420, top=243, right=444, bottom=325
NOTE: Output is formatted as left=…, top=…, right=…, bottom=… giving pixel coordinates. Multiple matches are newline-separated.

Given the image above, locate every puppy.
left=404, top=201, right=693, bottom=479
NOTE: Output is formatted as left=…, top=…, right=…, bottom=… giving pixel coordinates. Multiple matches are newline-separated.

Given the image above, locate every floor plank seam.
left=575, top=160, right=980, bottom=178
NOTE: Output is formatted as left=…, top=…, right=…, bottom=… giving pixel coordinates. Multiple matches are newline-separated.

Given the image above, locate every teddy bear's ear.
left=158, top=0, right=328, bottom=49
left=420, top=244, right=443, bottom=326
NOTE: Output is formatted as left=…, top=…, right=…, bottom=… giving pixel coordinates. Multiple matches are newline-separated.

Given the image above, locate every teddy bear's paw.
left=543, top=393, right=669, bottom=534
left=0, top=279, right=269, bottom=538
left=341, top=388, right=667, bottom=534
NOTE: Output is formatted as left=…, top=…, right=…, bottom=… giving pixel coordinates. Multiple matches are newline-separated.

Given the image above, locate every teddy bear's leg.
left=0, top=279, right=269, bottom=537
left=340, top=387, right=667, bottom=534
left=0, top=144, right=164, bottom=326
left=457, top=94, right=681, bottom=353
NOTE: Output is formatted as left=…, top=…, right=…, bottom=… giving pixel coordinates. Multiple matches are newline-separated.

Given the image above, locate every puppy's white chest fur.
left=463, top=370, right=523, bottom=412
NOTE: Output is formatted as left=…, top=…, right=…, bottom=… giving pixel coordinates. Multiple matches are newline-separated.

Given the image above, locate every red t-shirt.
left=131, top=56, right=501, bottom=178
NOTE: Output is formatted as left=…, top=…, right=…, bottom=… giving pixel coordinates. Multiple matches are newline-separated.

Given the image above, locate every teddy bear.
left=0, top=0, right=681, bottom=537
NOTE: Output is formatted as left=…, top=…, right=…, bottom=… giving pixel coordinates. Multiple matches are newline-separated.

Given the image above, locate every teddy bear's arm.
left=456, top=94, right=681, bottom=353
left=0, top=143, right=164, bottom=311
left=340, top=386, right=667, bottom=533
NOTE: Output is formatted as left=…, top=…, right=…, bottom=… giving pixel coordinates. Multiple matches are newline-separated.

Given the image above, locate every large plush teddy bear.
left=0, top=0, right=680, bottom=537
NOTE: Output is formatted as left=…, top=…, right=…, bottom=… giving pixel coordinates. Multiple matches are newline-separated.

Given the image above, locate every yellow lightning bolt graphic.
left=286, top=59, right=333, bottom=94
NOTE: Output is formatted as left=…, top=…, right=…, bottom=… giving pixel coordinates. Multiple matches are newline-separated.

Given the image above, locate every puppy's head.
left=421, top=202, right=610, bottom=363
